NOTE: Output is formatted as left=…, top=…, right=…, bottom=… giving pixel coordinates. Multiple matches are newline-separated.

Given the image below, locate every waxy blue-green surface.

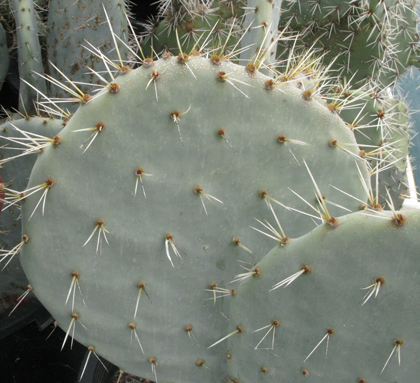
left=21, top=55, right=370, bottom=382
left=228, top=208, right=420, bottom=382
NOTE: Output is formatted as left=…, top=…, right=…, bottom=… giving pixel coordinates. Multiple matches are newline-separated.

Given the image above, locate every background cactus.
left=11, top=0, right=47, bottom=115
left=0, top=1, right=419, bottom=382
left=0, top=115, right=63, bottom=318
left=45, top=0, right=129, bottom=113
left=335, top=89, right=411, bottom=209
left=278, top=0, right=420, bottom=88
left=139, top=0, right=245, bottom=58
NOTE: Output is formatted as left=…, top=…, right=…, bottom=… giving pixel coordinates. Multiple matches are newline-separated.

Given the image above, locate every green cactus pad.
left=335, top=90, right=411, bottom=209
left=20, top=55, right=370, bottom=382
left=0, top=115, right=64, bottom=247
left=0, top=116, right=64, bottom=314
left=46, top=0, right=129, bottom=112
left=279, top=0, right=420, bottom=87
left=11, top=0, right=47, bottom=114
left=227, top=207, right=420, bottom=382
left=140, top=0, right=245, bottom=59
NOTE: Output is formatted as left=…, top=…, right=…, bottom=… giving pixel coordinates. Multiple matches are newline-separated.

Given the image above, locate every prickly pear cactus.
left=279, top=0, right=420, bottom=88
left=0, top=116, right=63, bottom=316
left=46, top=0, right=129, bottom=112
left=333, top=88, right=411, bottom=209
left=140, top=0, right=245, bottom=57
left=1, top=0, right=420, bottom=382
left=227, top=207, right=420, bottom=382
left=11, top=0, right=48, bottom=115
left=18, top=54, right=370, bottom=382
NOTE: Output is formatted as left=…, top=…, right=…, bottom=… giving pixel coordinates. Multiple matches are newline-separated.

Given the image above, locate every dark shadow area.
left=0, top=320, right=87, bottom=383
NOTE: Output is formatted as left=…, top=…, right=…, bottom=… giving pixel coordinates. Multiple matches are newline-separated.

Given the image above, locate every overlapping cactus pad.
left=228, top=208, right=420, bottom=382
left=0, top=116, right=64, bottom=312
left=19, top=55, right=372, bottom=382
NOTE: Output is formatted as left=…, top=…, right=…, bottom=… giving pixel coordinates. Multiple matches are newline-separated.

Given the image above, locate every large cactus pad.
left=20, top=55, right=370, bottom=382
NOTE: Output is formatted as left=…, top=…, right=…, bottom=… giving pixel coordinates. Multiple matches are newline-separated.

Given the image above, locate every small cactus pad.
left=46, top=0, right=129, bottom=111
left=227, top=207, right=420, bottom=382
left=0, top=116, right=64, bottom=311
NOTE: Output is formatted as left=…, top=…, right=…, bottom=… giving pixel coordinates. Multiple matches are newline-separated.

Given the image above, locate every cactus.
left=139, top=0, right=246, bottom=58
left=16, top=54, right=370, bottom=382
left=227, top=206, right=420, bottom=382
left=0, top=115, right=63, bottom=316
left=333, top=88, right=411, bottom=209
left=10, top=0, right=48, bottom=115
left=45, top=0, right=129, bottom=113
left=278, top=0, right=420, bottom=88
left=0, top=0, right=419, bottom=382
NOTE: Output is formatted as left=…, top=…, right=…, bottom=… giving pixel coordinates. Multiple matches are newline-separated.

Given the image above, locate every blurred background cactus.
left=0, top=1, right=420, bottom=382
